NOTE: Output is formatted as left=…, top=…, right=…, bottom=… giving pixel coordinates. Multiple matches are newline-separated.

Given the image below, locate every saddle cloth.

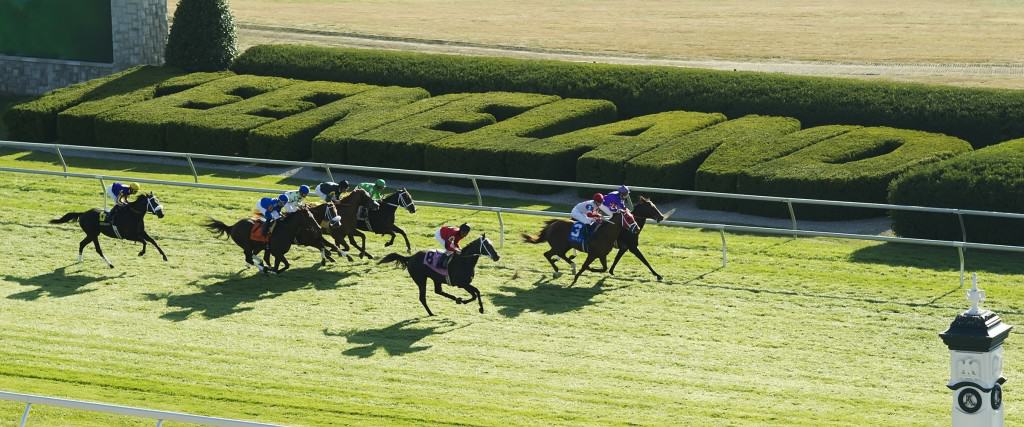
left=249, top=220, right=271, bottom=243
left=423, top=250, right=448, bottom=276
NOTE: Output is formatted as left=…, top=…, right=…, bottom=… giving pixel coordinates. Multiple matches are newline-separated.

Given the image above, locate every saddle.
left=423, top=250, right=449, bottom=277
left=249, top=219, right=275, bottom=243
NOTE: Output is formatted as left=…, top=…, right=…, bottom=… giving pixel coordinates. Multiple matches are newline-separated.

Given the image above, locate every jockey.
left=435, top=223, right=471, bottom=268
left=106, top=182, right=140, bottom=206
left=357, top=179, right=387, bottom=202
left=314, top=180, right=350, bottom=202
left=280, top=185, right=310, bottom=214
left=603, top=185, right=632, bottom=213
left=571, top=193, right=612, bottom=230
left=255, top=195, right=286, bottom=236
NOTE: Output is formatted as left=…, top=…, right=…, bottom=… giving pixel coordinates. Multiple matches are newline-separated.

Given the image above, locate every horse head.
left=395, top=188, right=416, bottom=214
left=465, top=234, right=500, bottom=262
left=632, top=196, right=664, bottom=223
left=134, top=192, right=165, bottom=218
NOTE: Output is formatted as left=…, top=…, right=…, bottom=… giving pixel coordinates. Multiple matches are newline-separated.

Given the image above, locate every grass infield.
left=0, top=150, right=1022, bottom=425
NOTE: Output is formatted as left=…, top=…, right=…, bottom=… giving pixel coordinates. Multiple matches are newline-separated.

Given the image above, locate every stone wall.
left=1, top=0, right=166, bottom=96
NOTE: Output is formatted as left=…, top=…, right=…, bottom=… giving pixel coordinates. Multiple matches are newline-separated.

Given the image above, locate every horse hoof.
left=138, top=252, right=145, bottom=257
left=162, top=256, right=168, bottom=262
left=656, top=275, right=663, bottom=281
left=108, top=264, right=115, bottom=269
left=384, top=242, right=393, bottom=247
left=478, top=307, right=484, bottom=314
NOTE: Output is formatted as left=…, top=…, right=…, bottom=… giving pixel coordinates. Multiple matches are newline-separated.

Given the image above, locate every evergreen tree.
left=165, top=0, right=237, bottom=71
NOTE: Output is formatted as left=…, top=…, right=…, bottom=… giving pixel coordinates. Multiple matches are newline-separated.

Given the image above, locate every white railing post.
left=957, top=211, right=967, bottom=244
left=156, top=419, right=164, bottom=427
left=719, top=228, right=728, bottom=267
left=323, top=164, right=335, bottom=183
left=19, top=402, right=31, bottom=427
left=470, top=178, right=483, bottom=206
left=786, top=199, right=797, bottom=238
left=98, top=177, right=107, bottom=211
left=185, top=154, right=199, bottom=183
left=54, top=145, right=68, bottom=178
left=959, top=246, right=966, bottom=288
left=497, top=210, right=505, bottom=248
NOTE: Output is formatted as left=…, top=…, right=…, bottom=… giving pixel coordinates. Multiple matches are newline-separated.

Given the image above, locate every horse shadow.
left=3, top=266, right=123, bottom=300
left=491, top=276, right=606, bottom=318
left=324, top=319, right=461, bottom=358
left=147, top=265, right=355, bottom=321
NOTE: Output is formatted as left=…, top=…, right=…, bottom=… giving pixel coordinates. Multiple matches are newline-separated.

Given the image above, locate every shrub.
left=425, top=98, right=618, bottom=179
left=56, top=67, right=185, bottom=146
left=341, top=92, right=560, bottom=170
left=232, top=44, right=1024, bottom=148
left=154, top=71, right=234, bottom=96
left=888, top=138, right=1024, bottom=245
left=695, top=125, right=860, bottom=211
left=738, top=127, right=972, bottom=219
left=165, top=0, right=237, bottom=71
left=95, top=74, right=294, bottom=152
left=624, top=115, right=801, bottom=191
left=247, top=84, right=428, bottom=160
left=3, top=66, right=163, bottom=142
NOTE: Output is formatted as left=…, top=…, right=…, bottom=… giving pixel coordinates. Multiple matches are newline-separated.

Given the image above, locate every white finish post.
left=940, top=273, right=1012, bottom=427
left=19, top=403, right=30, bottom=427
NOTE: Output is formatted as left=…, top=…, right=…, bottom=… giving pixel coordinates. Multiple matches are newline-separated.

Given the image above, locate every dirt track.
left=237, top=23, right=1024, bottom=89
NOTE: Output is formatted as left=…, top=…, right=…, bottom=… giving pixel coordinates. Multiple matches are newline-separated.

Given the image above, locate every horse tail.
left=378, top=253, right=409, bottom=268
left=50, top=212, right=84, bottom=224
left=204, top=218, right=233, bottom=239
left=521, top=219, right=562, bottom=244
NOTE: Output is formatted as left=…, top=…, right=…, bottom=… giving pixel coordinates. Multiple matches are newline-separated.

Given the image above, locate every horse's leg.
left=355, top=230, right=371, bottom=259
left=542, top=248, right=560, bottom=273
left=629, top=246, right=662, bottom=281
left=141, top=231, right=168, bottom=261
left=462, top=284, right=484, bottom=314
left=570, top=255, right=596, bottom=287
left=384, top=231, right=396, bottom=247
left=78, top=237, right=90, bottom=263
left=392, top=225, right=412, bottom=253
left=92, top=237, right=114, bottom=269
left=433, top=280, right=463, bottom=304
left=558, top=250, right=577, bottom=276
left=609, top=246, right=629, bottom=276
left=321, top=236, right=347, bottom=260
left=590, top=256, right=608, bottom=273
left=416, top=275, right=433, bottom=316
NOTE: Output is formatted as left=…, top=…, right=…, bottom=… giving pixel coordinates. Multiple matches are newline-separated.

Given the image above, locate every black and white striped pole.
left=939, top=273, right=1012, bottom=427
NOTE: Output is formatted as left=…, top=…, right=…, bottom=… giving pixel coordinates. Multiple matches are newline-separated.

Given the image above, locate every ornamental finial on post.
left=966, top=273, right=986, bottom=316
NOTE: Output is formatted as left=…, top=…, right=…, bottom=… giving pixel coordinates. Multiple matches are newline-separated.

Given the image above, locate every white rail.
left=2, top=165, right=1022, bottom=287
left=0, top=390, right=284, bottom=427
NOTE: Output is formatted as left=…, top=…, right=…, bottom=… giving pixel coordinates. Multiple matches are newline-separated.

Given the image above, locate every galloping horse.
left=608, top=197, right=667, bottom=281
left=205, top=206, right=326, bottom=273
left=50, top=193, right=167, bottom=268
left=316, top=188, right=379, bottom=259
left=356, top=188, right=416, bottom=252
left=522, top=198, right=664, bottom=285
left=378, top=236, right=500, bottom=316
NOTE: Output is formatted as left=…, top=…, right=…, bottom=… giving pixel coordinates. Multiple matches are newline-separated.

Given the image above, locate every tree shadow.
left=324, top=318, right=463, bottom=358
left=3, top=265, right=123, bottom=300
left=848, top=243, right=1024, bottom=276
left=491, top=276, right=606, bottom=318
left=147, top=264, right=356, bottom=321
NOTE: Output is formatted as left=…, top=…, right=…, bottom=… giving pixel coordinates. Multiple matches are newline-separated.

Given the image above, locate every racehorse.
left=50, top=193, right=167, bottom=268
left=317, top=188, right=379, bottom=259
left=356, top=188, right=416, bottom=252
left=378, top=236, right=500, bottom=316
left=608, top=197, right=667, bottom=281
left=204, top=206, right=327, bottom=274
left=521, top=198, right=665, bottom=285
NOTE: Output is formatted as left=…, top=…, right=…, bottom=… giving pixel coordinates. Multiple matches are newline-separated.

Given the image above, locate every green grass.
left=0, top=150, right=1023, bottom=426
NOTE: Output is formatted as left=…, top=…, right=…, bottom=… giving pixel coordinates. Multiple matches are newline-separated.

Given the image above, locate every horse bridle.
left=387, top=191, right=415, bottom=212
left=476, top=237, right=495, bottom=260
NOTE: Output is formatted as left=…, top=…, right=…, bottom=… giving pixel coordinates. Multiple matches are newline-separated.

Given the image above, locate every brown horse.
left=521, top=198, right=665, bottom=285
left=314, top=188, right=380, bottom=259
left=608, top=197, right=667, bottom=281
left=50, top=193, right=167, bottom=268
left=204, top=206, right=326, bottom=274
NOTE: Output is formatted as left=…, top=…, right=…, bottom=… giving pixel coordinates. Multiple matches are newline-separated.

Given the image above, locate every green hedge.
left=56, top=67, right=186, bottom=147
left=154, top=71, right=234, bottom=96
left=95, top=74, right=295, bottom=153
left=695, top=125, right=860, bottom=211
left=248, top=85, right=428, bottom=160
left=738, top=127, right=972, bottom=219
left=625, top=115, right=801, bottom=192
left=341, top=92, right=559, bottom=170
left=3, top=66, right=167, bottom=142
left=232, top=44, right=1024, bottom=148
left=426, top=98, right=617, bottom=179
left=889, top=138, right=1024, bottom=245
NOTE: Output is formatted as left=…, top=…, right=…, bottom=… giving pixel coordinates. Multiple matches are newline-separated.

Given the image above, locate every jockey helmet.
left=340, top=179, right=350, bottom=189
left=618, top=185, right=629, bottom=194
left=128, top=182, right=140, bottom=192
left=593, top=193, right=604, bottom=203
left=260, top=197, right=275, bottom=209
left=299, top=185, right=310, bottom=195
left=459, top=223, right=471, bottom=235
left=278, top=194, right=289, bottom=204
left=375, top=178, right=386, bottom=189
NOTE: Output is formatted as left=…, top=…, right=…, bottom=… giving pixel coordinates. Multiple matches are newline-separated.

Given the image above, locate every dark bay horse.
left=315, top=188, right=379, bottom=259
left=356, top=188, right=416, bottom=252
left=50, top=192, right=167, bottom=268
left=522, top=198, right=664, bottom=285
left=205, top=206, right=326, bottom=274
left=378, top=236, right=500, bottom=316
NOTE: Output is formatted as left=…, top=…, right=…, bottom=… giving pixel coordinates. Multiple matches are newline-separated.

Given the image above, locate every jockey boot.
left=357, top=206, right=368, bottom=221
left=261, top=219, right=272, bottom=237
left=441, top=252, right=454, bottom=269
